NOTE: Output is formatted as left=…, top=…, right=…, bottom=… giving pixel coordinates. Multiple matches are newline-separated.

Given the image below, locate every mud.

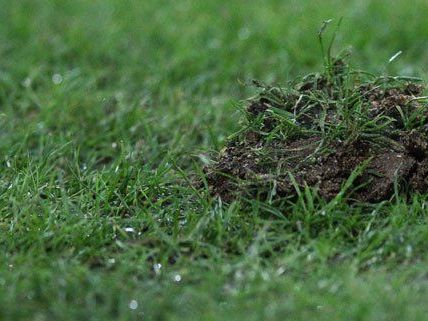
left=205, top=68, right=428, bottom=203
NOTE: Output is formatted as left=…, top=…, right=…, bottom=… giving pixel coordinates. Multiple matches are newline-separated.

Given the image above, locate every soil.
left=205, top=69, right=428, bottom=203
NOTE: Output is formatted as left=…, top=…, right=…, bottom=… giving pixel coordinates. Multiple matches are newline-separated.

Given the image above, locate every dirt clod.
left=205, top=62, right=428, bottom=203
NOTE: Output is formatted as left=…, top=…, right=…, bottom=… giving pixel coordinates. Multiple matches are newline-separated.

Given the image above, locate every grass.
left=1, top=0, right=428, bottom=320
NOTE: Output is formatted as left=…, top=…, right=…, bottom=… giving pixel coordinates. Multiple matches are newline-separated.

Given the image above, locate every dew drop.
left=52, top=74, right=63, bottom=85
left=129, top=299, right=138, bottom=310
left=124, top=227, right=135, bottom=233
left=22, top=77, right=32, bottom=88
left=238, top=27, right=251, bottom=40
left=153, top=263, right=162, bottom=275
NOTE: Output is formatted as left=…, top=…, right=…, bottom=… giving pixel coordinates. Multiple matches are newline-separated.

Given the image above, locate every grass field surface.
left=1, top=1, right=428, bottom=320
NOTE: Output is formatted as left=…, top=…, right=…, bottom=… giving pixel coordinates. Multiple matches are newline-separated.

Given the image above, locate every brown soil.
left=205, top=73, right=428, bottom=203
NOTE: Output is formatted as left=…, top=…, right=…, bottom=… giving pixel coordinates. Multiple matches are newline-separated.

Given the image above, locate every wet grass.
left=1, top=0, right=428, bottom=320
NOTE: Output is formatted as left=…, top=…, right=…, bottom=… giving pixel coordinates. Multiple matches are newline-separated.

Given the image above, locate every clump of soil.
left=205, top=60, right=428, bottom=203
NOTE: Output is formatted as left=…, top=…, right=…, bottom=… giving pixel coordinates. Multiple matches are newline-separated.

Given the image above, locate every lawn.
left=1, top=0, right=428, bottom=320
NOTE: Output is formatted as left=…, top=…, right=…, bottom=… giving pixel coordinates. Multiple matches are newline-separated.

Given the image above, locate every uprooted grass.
left=206, top=51, right=428, bottom=204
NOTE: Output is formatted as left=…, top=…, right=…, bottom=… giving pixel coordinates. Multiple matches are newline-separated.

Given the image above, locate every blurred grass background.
left=1, top=0, right=428, bottom=155
left=1, top=0, right=428, bottom=320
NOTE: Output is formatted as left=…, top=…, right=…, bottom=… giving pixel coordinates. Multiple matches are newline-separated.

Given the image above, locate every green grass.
left=1, top=0, right=428, bottom=320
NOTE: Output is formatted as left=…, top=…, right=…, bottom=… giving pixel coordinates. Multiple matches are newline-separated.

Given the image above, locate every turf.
left=1, top=0, right=428, bottom=320
left=205, top=54, right=428, bottom=203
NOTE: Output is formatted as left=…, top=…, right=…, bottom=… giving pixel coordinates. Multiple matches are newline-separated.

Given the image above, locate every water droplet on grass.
left=129, top=299, right=138, bottom=310
left=406, top=245, right=413, bottom=257
left=153, top=263, right=162, bottom=275
left=22, top=77, right=32, bottom=88
left=52, top=74, right=63, bottom=85
left=276, top=266, right=285, bottom=276
left=238, top=27, right=251, bottom=40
